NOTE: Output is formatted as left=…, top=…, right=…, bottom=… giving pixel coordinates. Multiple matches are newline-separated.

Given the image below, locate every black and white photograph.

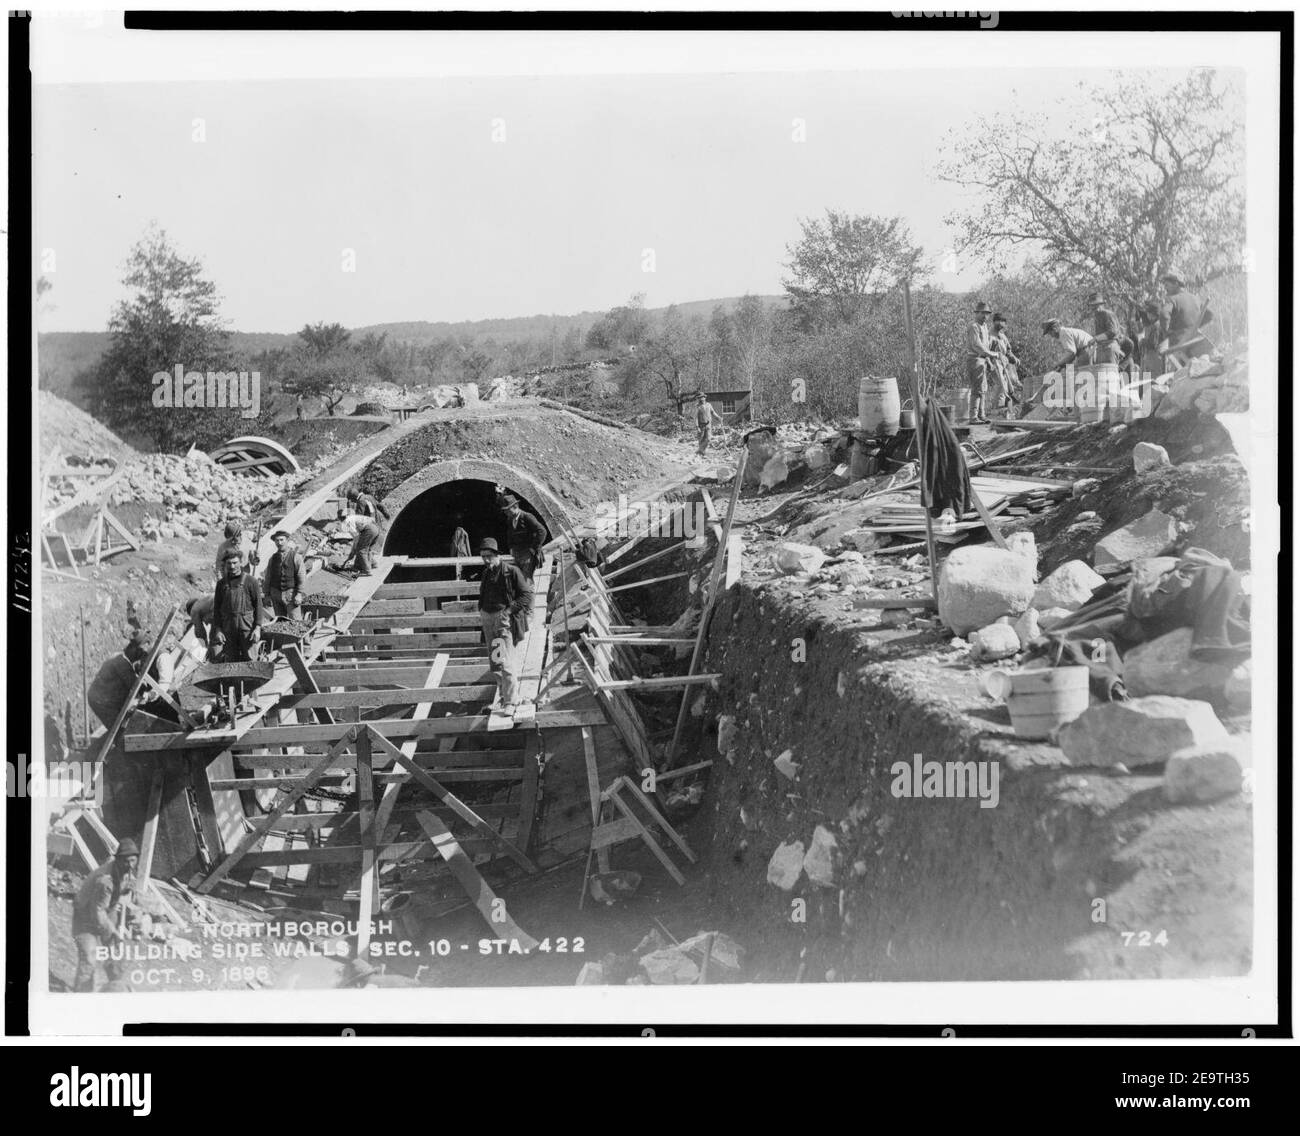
left=11, top=9, right=1285, bottom=1050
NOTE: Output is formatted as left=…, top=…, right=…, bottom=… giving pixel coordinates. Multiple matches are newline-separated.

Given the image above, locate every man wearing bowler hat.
left=965, top=300, right=999, bottom=423
left=476, top=538, right=533, bottom=709
left=71, top=838, right=139, bottom=992
left=501, top=493, right=546, bottom=579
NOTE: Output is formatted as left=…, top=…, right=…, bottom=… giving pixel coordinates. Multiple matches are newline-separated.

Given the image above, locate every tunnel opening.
left=382, top=477, right=550, bottom=580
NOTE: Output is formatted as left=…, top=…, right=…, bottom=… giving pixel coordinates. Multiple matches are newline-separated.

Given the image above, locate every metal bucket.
left=899, top=399, right=916, bottom=429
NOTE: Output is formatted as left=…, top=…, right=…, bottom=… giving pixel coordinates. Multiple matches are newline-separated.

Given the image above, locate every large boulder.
left=1163, top=741, right=1247, bottom=804
left=1094, top=509, right=1177, bottom=569
left=802, top=826, right=838, bottom=888
left=775, top=543, right=826, bottom=576
left=639, top=947, right=700, bottom=985
left=938, top=546, right=1036, bottom=635
left=767, top=841, right=805, bottom=890
left=1132, top=442, right=1171, bottom=473
left=1033, top=560, right=1105, bottom=612
left=1122, top=628, right=1236, bottom=699
left=1059, top=696, right=1231, bottom=768
left=760, top=454, right=790, bottom=490
left=970, top=622, right=1021, bottom=661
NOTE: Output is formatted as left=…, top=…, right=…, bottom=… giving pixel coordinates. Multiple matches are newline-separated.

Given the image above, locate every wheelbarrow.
left=301, top=592, right=347, bottom=625
left=192, top=660, right=276, bottom=726
left=261, top=617, right=315, bottom=653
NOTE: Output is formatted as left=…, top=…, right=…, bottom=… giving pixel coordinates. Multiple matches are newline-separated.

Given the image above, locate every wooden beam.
left=129, top=708, right=605, bottom=750
left=605, top=571, right=690, bottom=595
left=414, top=811, right=539, bottom=949
left=282, top=644, right=336, bottom=726
left=581, top=726, right=610, bottom=875
left=354, top=728, right=377, bottom=956
left=373, top=581, right=482, bottom=599
left=666, top=448, right=747, bottom=767
left=135, top=768, right=165, bottom=892
left=95, top=605, right=180, bottom=765
left=281, top=685, right=495, bottom=711
left=195, top=729, right=359, bottom=893
left=606, top=778, right=685, bottom=885
left=602, top=539, right=688, bottom=582
left=369, top=730, right=536, bottom=873
left=597, top=673, right=720, bottom=691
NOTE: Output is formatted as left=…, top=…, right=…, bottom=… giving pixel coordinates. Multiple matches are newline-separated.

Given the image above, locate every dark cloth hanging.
left=919, top=398, right=974, bottom=518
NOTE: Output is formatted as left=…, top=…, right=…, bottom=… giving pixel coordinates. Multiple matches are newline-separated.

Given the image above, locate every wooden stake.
left=901, top=280, right=940, bottom=609
left=665, top=447, right=748, bottom=768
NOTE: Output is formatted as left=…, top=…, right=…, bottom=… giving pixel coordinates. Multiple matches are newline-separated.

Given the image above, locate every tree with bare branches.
left=937, top=71, right=1245, bottom=315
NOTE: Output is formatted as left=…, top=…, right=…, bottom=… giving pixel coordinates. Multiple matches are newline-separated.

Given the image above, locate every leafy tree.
left=631, top=305, right=709, bottom=407
left=75, top=224, right=244, bottom=451
left=298, top=321, right=352, bottom=358
left=782, top=210, right=926, bottom=329
left=585, top=293, right=649, bottom=351
left=937, top=70, right=1246, bottom=316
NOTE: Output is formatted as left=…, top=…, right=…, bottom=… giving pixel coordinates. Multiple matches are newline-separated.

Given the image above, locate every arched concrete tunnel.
left=380, top=459, right=572, bottom=563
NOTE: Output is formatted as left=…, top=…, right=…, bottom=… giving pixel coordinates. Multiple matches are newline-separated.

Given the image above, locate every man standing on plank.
left=212, top=550, right=265, bottom=661
left=476, top=537, right=532, bottom=709
left=263, top=530, right=307, bottom=619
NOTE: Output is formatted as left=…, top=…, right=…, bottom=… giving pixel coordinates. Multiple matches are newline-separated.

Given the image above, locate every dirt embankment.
left=357, top=405, right=694, bottom=511
left=691, top=584, right=1252, bottom=982
left=680, top=411, right=1254, bottom=983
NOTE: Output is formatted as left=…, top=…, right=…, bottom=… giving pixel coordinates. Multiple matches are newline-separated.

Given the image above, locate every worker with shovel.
left=1158, top=269, right=1215, bottom=368
left=71, top=839, right=139, bottom=992
left=1087, top=291, right=1123, bottom=363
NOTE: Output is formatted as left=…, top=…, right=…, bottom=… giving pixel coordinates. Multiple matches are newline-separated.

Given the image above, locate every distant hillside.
left=37, top=295, right=789, bottom=400
left=352, top=295, right=788, bottom=344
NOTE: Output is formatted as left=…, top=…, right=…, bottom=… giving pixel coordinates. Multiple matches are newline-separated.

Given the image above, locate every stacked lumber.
left=969, top=473, right=1072, bottom=517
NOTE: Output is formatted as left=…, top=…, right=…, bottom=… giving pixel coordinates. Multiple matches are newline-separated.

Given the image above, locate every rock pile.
left=108, top=451, right=303, bottom=542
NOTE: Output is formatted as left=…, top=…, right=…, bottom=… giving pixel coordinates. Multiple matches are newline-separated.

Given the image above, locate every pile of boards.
left=857, top=472, right=1073, bottom=545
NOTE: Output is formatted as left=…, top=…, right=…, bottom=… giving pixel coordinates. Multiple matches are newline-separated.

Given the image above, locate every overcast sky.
left=34, top=52, right=1222, bottom=333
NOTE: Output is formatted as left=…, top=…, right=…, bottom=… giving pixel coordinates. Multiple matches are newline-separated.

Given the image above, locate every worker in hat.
left=964, top=301, right=998, bottom=423
left=71, top=838, right=140, bottom=992
left=501, top=494, right=546, bottom=579
left=476, top=537, right=533, bottom=710
left=988, top=313, right=1023, bottom=415
left=346, top=488, right=390, bottom=524
left=1158, top=270, right=1214, bottom=367
left=86, top=622, right=160, bottom=731
left=211, top=550, right=265, bottom=661
left=213, top=521, right=251, bottom=582
left=693, top=390, right=724, bottom=456
left=1020, top=319, right=1096, bottom=411
left=1087, top=291, right=1122, bottom=364
left=335, top=508, right=382, bottom=577
left=263, top=530, right=307, bottom=620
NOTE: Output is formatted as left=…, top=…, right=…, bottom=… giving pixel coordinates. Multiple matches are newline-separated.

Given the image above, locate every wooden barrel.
left=1075, top=363, right=1118, bottom=424
left=1000, top=666, right=1090, bottom=739
left=858, top=376, right=900, bottom=436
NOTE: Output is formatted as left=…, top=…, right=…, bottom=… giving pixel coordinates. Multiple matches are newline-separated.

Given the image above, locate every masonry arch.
left=380, top=459, right=572, bottom=559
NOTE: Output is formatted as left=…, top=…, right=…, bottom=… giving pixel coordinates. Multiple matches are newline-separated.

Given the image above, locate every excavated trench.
left=678, top=583, right=1253, bottom=983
